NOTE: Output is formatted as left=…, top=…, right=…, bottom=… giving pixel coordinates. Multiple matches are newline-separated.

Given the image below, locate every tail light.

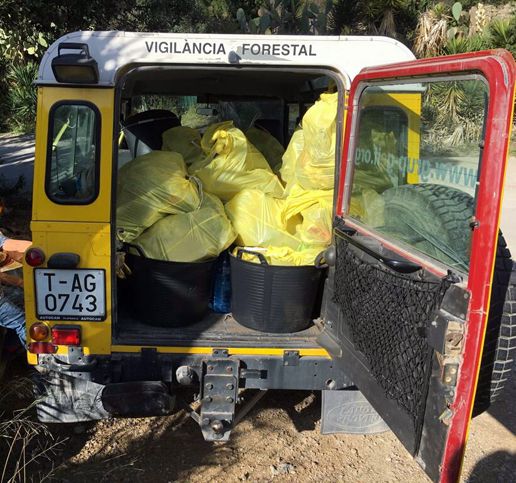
left=51, top=326, right=81, bottom=346
left=29, top=322, right=50, bottom=341
left=25, top=247, right=46, bottom=267
left=28, top=342, right=56, bottom=354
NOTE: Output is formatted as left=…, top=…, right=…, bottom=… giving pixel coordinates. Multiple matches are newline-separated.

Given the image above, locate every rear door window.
left=46, top=102, right=100, bottom=204
left=347, top=78, right=488, bottom=272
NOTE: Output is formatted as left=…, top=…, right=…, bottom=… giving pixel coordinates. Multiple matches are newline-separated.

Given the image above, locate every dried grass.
left=0, top=376, right=65, bottom=482
left=413, top=10, right=449, bottom=58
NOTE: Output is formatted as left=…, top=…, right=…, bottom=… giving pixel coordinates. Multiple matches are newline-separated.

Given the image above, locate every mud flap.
left=321, top=389, right=390, bottom=435
left=34, top=371, right=109, bottom=423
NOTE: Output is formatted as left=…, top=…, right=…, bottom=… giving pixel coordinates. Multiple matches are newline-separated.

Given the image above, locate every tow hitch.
left=182, top=349, right=267, bottom=441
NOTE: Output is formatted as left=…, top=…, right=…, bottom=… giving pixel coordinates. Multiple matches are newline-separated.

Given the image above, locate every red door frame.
left=336, top=50, right=516, bottom=482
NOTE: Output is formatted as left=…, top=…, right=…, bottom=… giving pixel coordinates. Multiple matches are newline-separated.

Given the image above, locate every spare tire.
left=381, top=183, right=515, bottom=415
left=473, top=240, right=515, bottom=416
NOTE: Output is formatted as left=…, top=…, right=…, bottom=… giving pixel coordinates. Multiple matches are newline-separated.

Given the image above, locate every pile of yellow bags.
left=226, top=190, right=301, bottom=250
left=193, top=122, right=284, bottom=201
left=228, top=92, right=338, bottom=266
left=116, top=151, right=202, bottom=242
left=135, top=193, right=236, bottom=263
left=117, top=91, right=337, bottom=266
left=116, top=151, right=236, bottom=262
left=281, top=93, right=338, bottom=193
left=225, top=185, right=332, bottom=266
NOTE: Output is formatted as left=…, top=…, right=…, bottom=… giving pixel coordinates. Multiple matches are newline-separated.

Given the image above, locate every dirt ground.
left=39, top=378, right=514, bottom=483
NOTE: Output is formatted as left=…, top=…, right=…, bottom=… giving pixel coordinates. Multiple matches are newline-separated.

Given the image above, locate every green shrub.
left=0, top=60, right=8, bottom=133
left=6, top=62, right=38, bottom=133
left=487, top=17, right=516, bottom=58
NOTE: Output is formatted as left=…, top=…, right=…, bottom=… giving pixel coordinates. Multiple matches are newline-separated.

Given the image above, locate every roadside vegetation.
left=0, top=0, right=514, bottom=134
left=0, top=374, right=64, bottom=482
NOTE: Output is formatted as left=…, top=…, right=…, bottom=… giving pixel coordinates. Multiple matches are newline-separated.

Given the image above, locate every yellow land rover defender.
left=24, top=32, right=515, bottom=482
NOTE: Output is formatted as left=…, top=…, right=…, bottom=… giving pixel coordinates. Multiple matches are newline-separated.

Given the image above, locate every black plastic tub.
left=123, top=247, right=215, bottom=327
left=230, top=249, right=326, bottom=333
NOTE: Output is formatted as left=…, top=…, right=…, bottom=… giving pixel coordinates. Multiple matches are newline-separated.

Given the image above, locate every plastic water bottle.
left=212, top=251, right=232, bottom=313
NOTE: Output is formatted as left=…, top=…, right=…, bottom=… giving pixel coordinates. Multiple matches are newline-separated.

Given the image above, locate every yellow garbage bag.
left=233, top=246, right=322, bottom=267
left=245, top=142, right=272, bottom=171
left=200, top=121, right=234, bottom=154
left=116, top=151, right=201, bottom=242
left=297, top=200, right=333, bottom=247
left=225, top=189, right=301, bottom=250
left=284, top=184, right=333, bottom=248
left=295, top=92, right=338, bottom=190
left=162, top=126, right=204, bottom=167
left=197, top=121, right=270, bottom=171
left=135, top=193, right=236, bottom=263
left=280, top=129, right=304, bottom=193
left=196, top=127, right=284, bottom=201
left=246, top=126, right=285, bottom=171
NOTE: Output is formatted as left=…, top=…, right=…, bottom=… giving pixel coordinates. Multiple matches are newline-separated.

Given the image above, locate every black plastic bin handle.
left=314, top=250, right=329, bottom=269
left=236, top=248, right=269, bottom=266
left=124, top=242, right=147, bottom=258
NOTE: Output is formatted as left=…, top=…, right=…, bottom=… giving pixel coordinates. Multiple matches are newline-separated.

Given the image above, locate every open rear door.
left=320, top=50, right=515, bottom=482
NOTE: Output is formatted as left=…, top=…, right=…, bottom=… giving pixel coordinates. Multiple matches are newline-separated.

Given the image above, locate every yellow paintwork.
left=27, top=352, right=38, bottom=365
left=112, top=345, right=330, bottom=357
left=24, top=221, right=113, bottom=355
left=26, top=86, right=114, bottom=361
left=360, top=91, right=422, bottom=183
left=32, top=87, right=114, bottom=223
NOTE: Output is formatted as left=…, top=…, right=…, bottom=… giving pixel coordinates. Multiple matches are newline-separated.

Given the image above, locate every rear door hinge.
left=441, top=361, right=459, bottom=387
left=427, top=315, right=465, bottom=356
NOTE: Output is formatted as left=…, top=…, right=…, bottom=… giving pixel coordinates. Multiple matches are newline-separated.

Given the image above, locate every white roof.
left=38, top=31, right=416, bottom=89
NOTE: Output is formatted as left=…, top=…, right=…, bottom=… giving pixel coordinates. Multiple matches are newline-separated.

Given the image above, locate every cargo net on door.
left=332, top=236, right=450, bottom=434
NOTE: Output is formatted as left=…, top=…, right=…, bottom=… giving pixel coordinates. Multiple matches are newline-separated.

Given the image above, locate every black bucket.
left=123, top=245, right=215, bottom=327
left=230, top=248, right=327, bottom=333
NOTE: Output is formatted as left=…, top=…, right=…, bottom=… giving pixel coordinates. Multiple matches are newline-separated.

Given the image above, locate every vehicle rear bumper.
left=33, top=351, right=352, bottom=423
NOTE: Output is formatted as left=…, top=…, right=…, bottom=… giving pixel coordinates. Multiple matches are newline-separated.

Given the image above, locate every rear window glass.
left=347, top=78, right=488, bottom=272
left=130, top=95, right=285, bottom=133
left=46, top=102, right=100, bottom=204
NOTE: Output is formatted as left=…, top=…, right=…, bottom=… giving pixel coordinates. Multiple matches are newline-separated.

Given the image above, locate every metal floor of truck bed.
left=113, top=310, right=322, bottom=349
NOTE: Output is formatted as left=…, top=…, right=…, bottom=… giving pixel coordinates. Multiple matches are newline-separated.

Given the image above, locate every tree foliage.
left=0, top=0, right=209, bottom=60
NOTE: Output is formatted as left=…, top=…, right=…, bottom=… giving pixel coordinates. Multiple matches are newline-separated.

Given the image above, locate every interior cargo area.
left=113, top=67, right=341, bottom=347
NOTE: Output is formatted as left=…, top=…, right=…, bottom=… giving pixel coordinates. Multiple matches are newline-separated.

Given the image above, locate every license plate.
left=35, top=269, right=106, bottom=321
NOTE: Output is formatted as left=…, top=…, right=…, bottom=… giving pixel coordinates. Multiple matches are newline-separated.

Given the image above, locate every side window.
left=46, top=102, right=100, bottom=203
left=348, top=78, right=488, bottom=272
